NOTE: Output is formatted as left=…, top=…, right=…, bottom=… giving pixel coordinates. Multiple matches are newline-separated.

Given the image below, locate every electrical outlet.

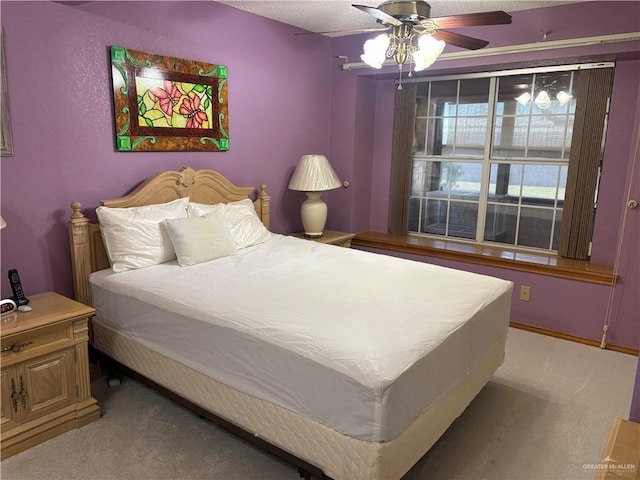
left=520, top=285, right=531, bottom=302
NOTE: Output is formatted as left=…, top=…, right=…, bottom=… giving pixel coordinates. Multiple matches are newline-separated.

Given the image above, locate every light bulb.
left=556, top=90, right=572, bottom=105
left=361, top=34, right=390, bottom=69
left=515, top=92, right=531, bottom=106
left=534, top=90, right=551, bottom=110
left=413, top=35, right=445, bottom=72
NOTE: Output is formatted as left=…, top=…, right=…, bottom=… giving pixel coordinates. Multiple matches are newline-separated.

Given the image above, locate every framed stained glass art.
left=110, top=46, right=228, bottom=152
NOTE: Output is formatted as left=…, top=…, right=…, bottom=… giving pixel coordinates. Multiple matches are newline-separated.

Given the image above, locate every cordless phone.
left=8, top=269, right=29, bottom=307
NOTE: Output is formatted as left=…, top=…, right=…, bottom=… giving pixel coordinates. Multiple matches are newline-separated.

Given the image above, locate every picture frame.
left=1, top=28, right=14, bottom=157
left=110, top=46, right=229, bottom=152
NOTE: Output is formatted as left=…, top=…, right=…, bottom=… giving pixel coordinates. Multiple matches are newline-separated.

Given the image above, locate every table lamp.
left=288, top=154, right=341, bottom=238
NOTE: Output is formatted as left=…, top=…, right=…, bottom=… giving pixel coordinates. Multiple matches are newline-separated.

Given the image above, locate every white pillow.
left=164, top=212, right=237, bottom=266
left=97, top=197, right=189, bottom=273
left=189, top=198, right=271, bottom=249
left=188, top=202, right=224, bottom=218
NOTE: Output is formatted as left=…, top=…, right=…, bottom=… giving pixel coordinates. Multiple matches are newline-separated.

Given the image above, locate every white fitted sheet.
left=90, top=234, right=512, bottom=441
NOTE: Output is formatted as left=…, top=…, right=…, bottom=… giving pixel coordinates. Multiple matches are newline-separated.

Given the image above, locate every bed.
left=68, top=166, right=513, bottom=480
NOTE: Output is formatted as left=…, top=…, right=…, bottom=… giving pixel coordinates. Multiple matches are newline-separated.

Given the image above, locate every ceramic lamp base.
left=300, top=191, right=328, bottom=238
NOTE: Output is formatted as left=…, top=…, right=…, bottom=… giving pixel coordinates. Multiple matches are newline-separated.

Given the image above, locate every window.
left=394, top=65, right=613, bottom=257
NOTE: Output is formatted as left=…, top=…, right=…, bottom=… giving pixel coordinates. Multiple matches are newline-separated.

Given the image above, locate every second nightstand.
left=290, top=230, right=356, bottom=248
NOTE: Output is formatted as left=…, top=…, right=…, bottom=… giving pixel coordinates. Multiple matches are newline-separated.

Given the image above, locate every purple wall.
left=327, top=2, right=640, bottom=352
left=625, top=87, right=640, bottom=422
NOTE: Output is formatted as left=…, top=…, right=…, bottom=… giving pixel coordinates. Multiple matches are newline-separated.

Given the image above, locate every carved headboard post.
left=256, top=184, right=270, bottom=229
left=68, top=202, right=93, bottom=306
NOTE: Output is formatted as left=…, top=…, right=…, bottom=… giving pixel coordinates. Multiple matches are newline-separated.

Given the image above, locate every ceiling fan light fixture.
left=360, top=33, right=390, bottom=69
left=413, top=34, right=445, bottom=72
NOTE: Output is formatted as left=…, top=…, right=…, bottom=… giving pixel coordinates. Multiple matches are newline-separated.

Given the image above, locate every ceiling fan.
left=304, top=1, right=512, bottom=78
left=351, top=1, right=512, bottom=50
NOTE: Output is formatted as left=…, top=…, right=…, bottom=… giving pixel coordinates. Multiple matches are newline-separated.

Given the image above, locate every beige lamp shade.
left=0, top=216, right=6, bottom=229
left=288, top=155, right=341, bottom=192
left=288, top=155, right=341, bottom=238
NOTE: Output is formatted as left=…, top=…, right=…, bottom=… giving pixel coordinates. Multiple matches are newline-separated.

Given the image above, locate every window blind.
left=558, top=68, right=614, bottom=259
left=388, top=84, right=416, bottom=235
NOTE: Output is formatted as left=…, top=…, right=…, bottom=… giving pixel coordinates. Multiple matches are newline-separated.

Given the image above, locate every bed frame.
left=68, top=166, right=506, bottom=480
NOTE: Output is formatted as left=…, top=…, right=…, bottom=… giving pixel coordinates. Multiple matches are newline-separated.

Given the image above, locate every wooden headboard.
left=68, top=167, right=270, bottom=307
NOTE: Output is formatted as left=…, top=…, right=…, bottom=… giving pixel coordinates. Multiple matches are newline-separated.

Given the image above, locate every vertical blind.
left=388, top=84, right=416, bottom=235
left=558, top=68, right=614, bottom=259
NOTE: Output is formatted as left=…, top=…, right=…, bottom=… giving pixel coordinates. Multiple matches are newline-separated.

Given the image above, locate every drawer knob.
left=1, top=341, right=33, bottom=354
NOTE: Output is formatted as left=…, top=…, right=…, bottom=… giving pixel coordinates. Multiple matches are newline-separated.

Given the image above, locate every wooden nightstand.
left=0, top=292, right=100, bottom=459
left=596, top=417, right=640, bottom=480
left=290, top=230, right=356, bottom=248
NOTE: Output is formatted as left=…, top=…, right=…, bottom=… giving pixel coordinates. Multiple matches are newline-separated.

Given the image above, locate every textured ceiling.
left=218, top=1, right=580, bottom=37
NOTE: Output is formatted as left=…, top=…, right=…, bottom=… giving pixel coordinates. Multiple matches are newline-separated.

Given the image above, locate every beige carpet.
left=1, top=328, right=637, bottom=480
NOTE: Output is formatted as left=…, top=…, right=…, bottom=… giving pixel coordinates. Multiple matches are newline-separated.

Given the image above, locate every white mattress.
left=90, top=234, right=512, bottom=442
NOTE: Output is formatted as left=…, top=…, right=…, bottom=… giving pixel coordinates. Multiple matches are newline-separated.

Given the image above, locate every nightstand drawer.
left=1, top=322, right=73, bottom=365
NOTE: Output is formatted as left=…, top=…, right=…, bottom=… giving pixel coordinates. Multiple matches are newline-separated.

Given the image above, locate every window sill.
left=352, top=231, right=616, bottom=285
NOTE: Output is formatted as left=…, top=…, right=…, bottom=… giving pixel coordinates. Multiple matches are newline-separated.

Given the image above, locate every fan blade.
left=429, top=11, right=512, bottom=29
left=295, top=27, right=389, bottom=36
left=352, top=4, right=402, bottom=26
left=432, top=30, right=489, bottom=50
